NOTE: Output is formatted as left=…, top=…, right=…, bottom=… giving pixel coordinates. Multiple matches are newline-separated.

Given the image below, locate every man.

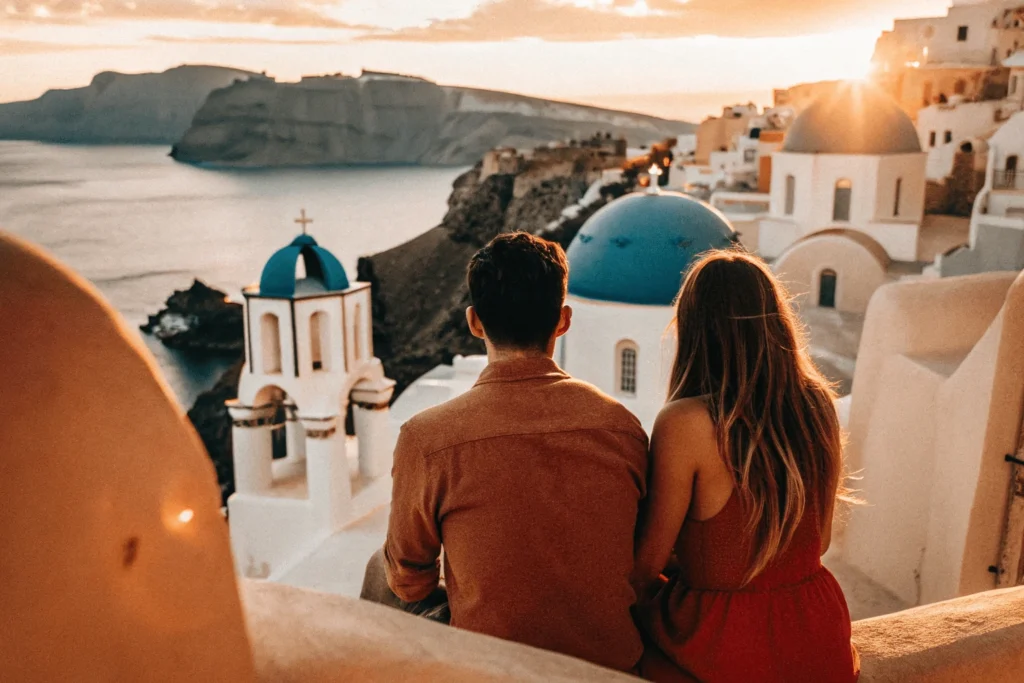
left=361, top=232, right=648, bottom=673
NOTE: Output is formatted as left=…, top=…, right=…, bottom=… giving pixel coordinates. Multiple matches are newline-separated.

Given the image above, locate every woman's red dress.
left=637, top=493, right=859, bottom=683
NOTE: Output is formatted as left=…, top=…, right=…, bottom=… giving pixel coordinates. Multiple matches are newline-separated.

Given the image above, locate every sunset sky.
left=1, top=0, right=954, bottom=121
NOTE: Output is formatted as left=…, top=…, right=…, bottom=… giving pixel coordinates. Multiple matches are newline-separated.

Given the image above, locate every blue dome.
left=259, top=234, right=350, bottom=298
left=567, top=192, right=736, bottom=306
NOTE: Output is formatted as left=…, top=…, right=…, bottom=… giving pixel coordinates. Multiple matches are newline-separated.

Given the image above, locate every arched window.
left=353, top=303, right=363, bottom=362
left=616, top=341, right=639, bottom=397
left=819, top=270, right=838, bottom=309
left=310, top=311, right=329, bottom=372
left=784, top=175, right=796, bottom=216
left=261, top=313, right=282, bottom=374
left=894, top=178, right=903, bottom=217
left=833, top=179, right=852, bottom=222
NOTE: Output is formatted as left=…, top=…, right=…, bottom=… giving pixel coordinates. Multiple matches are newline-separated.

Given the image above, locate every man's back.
left=385, top=357, right=648, bottom=672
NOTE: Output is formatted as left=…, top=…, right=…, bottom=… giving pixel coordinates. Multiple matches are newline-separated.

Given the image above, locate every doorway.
left=819, top=269, right=838, bottom=308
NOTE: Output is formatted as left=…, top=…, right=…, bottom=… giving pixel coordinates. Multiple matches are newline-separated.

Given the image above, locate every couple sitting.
left=362, top=232, right=858, bottom=682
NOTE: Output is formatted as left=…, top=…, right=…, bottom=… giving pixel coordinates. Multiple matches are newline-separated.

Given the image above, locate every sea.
left=0, top=141, right=465, bottom=407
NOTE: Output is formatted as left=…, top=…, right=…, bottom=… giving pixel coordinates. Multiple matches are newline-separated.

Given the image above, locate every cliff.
left=358, top=162, right=632, bottom=393
left=170, top=72, right=694, bottom=167
left=0, top=65, right=257, bottom=144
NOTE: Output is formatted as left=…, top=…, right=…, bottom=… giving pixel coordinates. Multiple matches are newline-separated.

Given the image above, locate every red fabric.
left=637, top=493, right=860, bottom=683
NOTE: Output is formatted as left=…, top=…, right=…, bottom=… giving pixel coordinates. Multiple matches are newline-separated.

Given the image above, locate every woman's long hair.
left=668, top=249, right=844, bottom=583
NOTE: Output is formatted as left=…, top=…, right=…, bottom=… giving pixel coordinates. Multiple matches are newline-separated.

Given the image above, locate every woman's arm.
left=821, top=477, right=839, bottom=557
left=632, top=399, right=709, bottom=595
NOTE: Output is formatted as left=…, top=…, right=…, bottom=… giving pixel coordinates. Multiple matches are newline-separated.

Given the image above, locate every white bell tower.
left=226, top=210, right=396, bottom=579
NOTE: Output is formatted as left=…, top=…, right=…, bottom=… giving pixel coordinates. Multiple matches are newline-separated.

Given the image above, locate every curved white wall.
left=773, top=234, right=891, bottom=313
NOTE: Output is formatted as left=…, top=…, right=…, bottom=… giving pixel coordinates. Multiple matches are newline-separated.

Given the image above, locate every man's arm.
left=383, top=423, right=444, bottom=603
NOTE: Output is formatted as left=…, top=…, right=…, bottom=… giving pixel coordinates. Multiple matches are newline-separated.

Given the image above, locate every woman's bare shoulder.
left=655, top=398, right=715, bottom=435
left=652, top=397, right=718, bottom=456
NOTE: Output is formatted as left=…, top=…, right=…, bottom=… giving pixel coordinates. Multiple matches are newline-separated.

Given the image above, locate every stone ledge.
left=242, top=580, right=1024, bottom=683
left=854, top=586, right=1024, bottom=683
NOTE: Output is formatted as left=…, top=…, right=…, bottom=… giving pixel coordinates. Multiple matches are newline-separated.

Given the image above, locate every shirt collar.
left=474, top=356, right=568, bottom=387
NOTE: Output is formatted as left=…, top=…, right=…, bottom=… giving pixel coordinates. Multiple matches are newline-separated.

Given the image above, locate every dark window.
left=819, top=270, right=838, bottom=309
left=957, top=25, right=969, bottom=42
left=945, top=130, right=953, bottom=144
left=929, top=131, right=937, bottom=147
left=833, top=179, right=852, bottom=222
left=743, top=148, right=756, bottom=162
left=618, top=345, right=638, bottom=396
left=785, top=175, right=796, bottom=215
left=894, top=178, right=903, bottom=217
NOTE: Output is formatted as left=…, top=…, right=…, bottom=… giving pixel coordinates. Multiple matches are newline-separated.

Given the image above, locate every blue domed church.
left=557, top=188, right=736, bottom=429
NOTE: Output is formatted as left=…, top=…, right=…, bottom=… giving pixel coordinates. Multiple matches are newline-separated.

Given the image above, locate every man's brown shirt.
left=384, top=357, right=648, bottom=672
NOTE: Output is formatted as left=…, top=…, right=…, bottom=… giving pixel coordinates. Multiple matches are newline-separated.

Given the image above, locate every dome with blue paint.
left=259, top=234, right=350, bottom=298
left=567, top=191, right=736, bottom=306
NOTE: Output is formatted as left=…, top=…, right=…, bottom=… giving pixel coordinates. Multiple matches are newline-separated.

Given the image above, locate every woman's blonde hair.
left=668, top=249, right=844, bottom=583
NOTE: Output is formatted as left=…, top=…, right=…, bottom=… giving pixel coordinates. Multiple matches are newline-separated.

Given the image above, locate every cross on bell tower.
left=646, top=164, right=663, bottom=195
left=295, top=209, right=314, bottom=235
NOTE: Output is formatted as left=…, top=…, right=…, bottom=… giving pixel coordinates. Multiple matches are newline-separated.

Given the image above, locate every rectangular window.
left=957, top=25, right=969, bottom=42
left=944, top=130, right=953, bottom=144
left=894, top=178, right=903, bottom=217
left=785, top=175, right=796, bottom=216
left=743, top=148, right=756, bottom=163
left=1012, top=76, right=1019, bottom=96
left=929, top=131, right=937, bottom=147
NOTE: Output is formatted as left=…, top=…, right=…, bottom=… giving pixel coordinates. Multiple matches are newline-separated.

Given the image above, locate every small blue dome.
left=567, top=192, right=736, bottom=306
left=259, top=234, right=350, bottom=298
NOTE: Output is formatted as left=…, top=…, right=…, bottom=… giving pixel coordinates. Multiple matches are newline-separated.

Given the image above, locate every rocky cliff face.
left=0, top=65, right=256, bottom=144
left=170, top=73, right=693, bottom=167
left=357, top=162, right=633, bottom=393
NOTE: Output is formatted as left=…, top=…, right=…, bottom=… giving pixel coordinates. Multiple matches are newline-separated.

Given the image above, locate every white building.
left=917, top=97, right=1010, bottom=178
left=937, top=110, right=1024, bottom=275
left=753, top=85, right=930, bottom=313
left=226, top=224, right=397, bottom=581
left=759, top=85, right=927, bottom=262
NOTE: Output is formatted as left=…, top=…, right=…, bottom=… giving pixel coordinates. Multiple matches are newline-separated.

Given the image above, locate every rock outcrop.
left=0, top=65, right=256, bottom=144
left=140, top=279, right=244, bottom=353
left=170, top=72, right=693, bottom=167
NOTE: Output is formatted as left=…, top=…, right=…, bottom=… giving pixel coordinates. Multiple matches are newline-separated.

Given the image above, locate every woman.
left=633, top=250, right=858, bottom=683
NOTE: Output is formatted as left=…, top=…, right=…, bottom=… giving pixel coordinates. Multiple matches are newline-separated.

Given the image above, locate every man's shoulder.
left=555, top=377, right=649, bottom=444
left=398, top=387, right=486, bottom=457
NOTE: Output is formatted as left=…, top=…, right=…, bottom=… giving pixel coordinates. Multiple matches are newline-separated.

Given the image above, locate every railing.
left=994, top=170, right=1024, bottom=191
left=710, top=192, right=771, bottom=215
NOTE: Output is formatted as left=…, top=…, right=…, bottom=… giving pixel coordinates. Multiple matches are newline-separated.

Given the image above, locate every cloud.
left=146, top=34, right=341, bottom=46
left=1, top=1, right=359, bottom=28
left=360, top=0, right=923, bottom=42
left=0, top=37, right=124, bottom=53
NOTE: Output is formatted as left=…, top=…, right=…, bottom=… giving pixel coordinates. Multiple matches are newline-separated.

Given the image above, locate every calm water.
left=0, top=141, right=464, bottom=405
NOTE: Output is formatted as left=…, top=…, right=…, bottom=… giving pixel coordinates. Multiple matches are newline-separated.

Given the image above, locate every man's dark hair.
left=467, top=232, right=568, bottom=350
